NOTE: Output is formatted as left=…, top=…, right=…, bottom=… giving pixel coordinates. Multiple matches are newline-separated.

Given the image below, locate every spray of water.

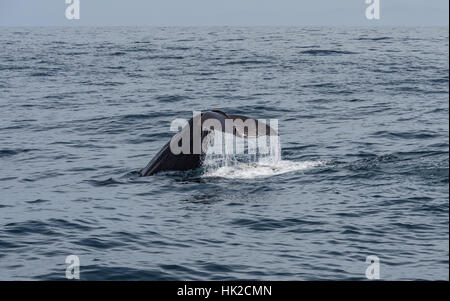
left=202, top=132, right=323, bottom=179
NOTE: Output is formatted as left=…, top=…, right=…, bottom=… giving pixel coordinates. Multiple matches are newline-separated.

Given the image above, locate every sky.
left=0, top=0, right=448, bottom=26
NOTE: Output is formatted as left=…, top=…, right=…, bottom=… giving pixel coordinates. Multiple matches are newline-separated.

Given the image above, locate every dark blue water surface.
left=0, top=27, right=448, bottom=280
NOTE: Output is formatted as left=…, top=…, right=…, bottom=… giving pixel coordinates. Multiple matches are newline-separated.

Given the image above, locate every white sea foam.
left=202, top=159, right=324, bottom=179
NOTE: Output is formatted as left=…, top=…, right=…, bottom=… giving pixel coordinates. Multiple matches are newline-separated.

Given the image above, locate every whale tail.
left=139, top=111, right=278, bottom=176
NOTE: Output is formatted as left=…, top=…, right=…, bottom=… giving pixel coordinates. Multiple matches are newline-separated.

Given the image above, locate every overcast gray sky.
left=0, top=0, right=448, bottom=26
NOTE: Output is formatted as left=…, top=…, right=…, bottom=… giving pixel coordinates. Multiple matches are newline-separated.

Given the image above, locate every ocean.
left=0, top=26, right=448, bottom=280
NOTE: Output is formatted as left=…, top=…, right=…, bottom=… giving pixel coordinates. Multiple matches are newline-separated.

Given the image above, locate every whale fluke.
left=139, top=110, right=278, bottom=176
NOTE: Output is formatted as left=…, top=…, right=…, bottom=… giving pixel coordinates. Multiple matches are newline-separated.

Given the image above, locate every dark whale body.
left=138, top=110, right=277, bottom=176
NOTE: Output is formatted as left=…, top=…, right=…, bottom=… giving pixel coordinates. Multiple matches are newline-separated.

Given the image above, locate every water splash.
left=203, top=160, right=324, bottom=179
left=202, top=132, right=323, bottom=179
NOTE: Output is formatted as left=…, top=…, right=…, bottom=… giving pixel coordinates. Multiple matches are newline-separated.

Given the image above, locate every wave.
left=355, top=37, right=392, bottom=41
left=0, top=148, right=36, bottom=158
left=300, top=49, right=357, bottom=55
